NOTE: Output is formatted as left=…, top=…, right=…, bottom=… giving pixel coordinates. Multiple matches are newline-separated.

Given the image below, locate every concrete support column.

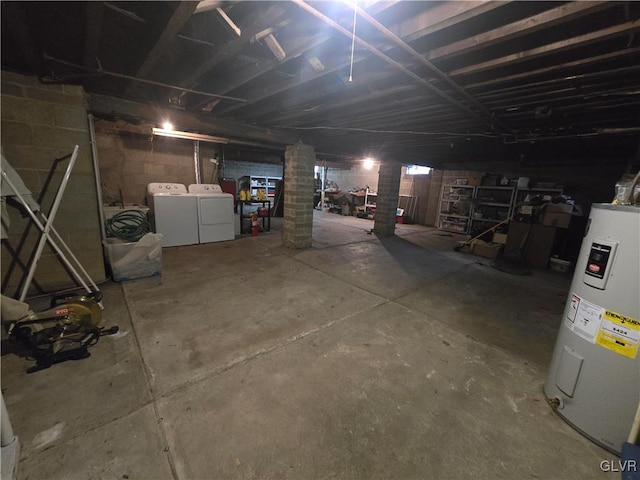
left=283, top=143, right=315, bottom=248
left=373, top=160, right=402, bottom=236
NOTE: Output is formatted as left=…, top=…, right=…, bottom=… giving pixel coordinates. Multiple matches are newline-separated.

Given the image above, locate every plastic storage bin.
left=103, top=233, right=163, bottom=281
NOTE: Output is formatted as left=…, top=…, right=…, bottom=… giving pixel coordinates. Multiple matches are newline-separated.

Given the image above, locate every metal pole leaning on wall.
left=88, top=114, right=107, bottom=240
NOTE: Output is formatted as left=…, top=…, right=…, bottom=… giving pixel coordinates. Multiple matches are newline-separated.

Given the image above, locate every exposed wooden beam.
left=216, top=7, right=241, bottom=37
left=254, top=72, right=405, bottom=122
left=179, top=4, right=290, bottom=89
left=450, top=20, right=640, bottom=77
left=84, top=2, right=104, bottom=68
left=104, top=2, right=146, bottom=23
left=195, top=1, right=223, bottom=14
left=465, top=48, right=640, bottom=90
left=475, top=64, right=640, bottom=100
left=189, top=29, right=333, bottom=110
left=125, top=2, right=198, bottom=96
left=288, top=0, right=501, bottom=132
left=391, top=1, right=508, bottom=42
left=348, top=1, right=512, bottom=133
left=215, top=49, right=371, bottom=115
left=427, top=1, right=613, bottom=62
left=87, top=93, right=300, bottom=146
left=205, top=1, right=509, bottom=118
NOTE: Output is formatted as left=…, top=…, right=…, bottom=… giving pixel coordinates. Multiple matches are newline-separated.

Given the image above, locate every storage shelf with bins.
left=437, top=184, right=475, bottom=234
left=239, top=175, right=282, bottom=199
left=469, top=186, right=515, bottom=231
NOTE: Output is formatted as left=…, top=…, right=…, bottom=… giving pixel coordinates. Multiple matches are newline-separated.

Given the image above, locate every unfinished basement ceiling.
left=2, top=1, right=640, bottom=168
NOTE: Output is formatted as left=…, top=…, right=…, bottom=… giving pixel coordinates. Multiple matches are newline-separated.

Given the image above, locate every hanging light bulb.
left=363, top=157, right=374, bottom=169
left=162, top=121, right=174, bottom=131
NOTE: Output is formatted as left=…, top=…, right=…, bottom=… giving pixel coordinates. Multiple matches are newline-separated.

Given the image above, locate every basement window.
left=406, top=165, right=432, bottom=175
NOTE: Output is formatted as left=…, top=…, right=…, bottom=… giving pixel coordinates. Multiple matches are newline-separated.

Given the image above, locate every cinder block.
left=1, top=96, right=56, bottom=125
left=32, top=125, right=90, bottom=149
left=1, top=81, right=25, bottom=97
left=63, top=84, right=86, bottom=97
left=53, top=105, right=89, bottom=130
left=1, top=71, right=40, bottom=86
left=1, top=121, right=34, bottom=146
left=24, top=86, right=86, bottom=107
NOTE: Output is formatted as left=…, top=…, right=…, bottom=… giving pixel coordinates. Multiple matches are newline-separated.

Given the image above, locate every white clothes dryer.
left=188, top=184, right=235, bottom=243
left=147, top=183, right=199, bottom=247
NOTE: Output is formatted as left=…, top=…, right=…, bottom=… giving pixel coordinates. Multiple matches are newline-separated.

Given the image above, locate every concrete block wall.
left=1, top=71, right=105, bottom=297
left=373, top=161, right=402, bottom=236
left=322, top=164, right=431, bottom=225
left=325, top=164, right=378, bottom=192
left=222, top=160, right=283, bottom=186
left=283, top=144, right=315, bottom=248
left=96, top=121, right=283, bottom=205
left=95, top=121, right=223, bottom=205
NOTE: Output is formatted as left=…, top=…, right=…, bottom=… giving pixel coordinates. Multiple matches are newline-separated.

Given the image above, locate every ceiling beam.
left=427, top=1, right=613, bottom=62
left=87, top=93, right=300, bottom=147
left=391, top=1, right=508, bottom=42
left=347, top=1, right=512, bottom=133
left=258, top=73, right=408, bottom=122
left=465, top=48, right=640, bottom=90
left=450, top=20, right=640, bottom=77
left=207, top=1, right=510, bottom=120
left=124, top=1, right=198, bottom=97
left=475, top=64, right=640, bottom=101
left=178, top=4, right=290, bottom=89
left=195, top=1, right=223, bottom=14
left=189, top=29, right=334, bottom=110
left=290, top=0, right=505, bottom=133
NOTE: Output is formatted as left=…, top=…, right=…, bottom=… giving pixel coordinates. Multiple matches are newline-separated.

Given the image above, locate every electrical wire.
left=348, top=0, right=358, bottom=82
left=275, top=125, right=502, bottom=138
left=105, top=210, right=150, bottom=242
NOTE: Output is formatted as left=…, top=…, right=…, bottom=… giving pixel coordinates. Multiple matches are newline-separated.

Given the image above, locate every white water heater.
left=544, top=203, right=640, bottom=454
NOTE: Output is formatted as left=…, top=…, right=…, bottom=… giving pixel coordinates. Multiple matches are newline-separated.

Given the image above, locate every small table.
left=238, top=200, right=271, bottom=234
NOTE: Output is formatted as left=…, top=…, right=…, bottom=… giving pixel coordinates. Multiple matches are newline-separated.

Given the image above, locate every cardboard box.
left=543, top=211, right=571, bottom=228
left=546, top=203, right=573, bottom=214
left=492, top=232, right=508, bottom=244
left=467, top=176, right=483, bottom=186
left=471, top=240, right=502, bottom=259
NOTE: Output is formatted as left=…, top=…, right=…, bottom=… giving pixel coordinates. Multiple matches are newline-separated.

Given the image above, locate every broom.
left=491, top=223, right=532, bottom=275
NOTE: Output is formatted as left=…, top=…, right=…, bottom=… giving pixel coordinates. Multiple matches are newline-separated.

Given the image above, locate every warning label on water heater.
left=565, top=294, right=604, bottom=343
left=596, top=310, right=640, bottom=359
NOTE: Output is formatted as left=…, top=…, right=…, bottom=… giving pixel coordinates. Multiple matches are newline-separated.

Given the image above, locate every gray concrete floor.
left=2, top=211, right=616, bottom=479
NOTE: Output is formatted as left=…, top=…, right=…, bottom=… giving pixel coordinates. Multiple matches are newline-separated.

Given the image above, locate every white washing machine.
left=188, top=184, right=235, bottom=243
left=147, top=183, right=199, bottom=247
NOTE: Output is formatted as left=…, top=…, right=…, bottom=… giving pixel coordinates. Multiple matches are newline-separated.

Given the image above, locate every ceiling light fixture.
left=363, top=157, right=375, bottom=169
left=152, top=128, right=229, bottom=144
left=162, top=121, right=174, bottom=131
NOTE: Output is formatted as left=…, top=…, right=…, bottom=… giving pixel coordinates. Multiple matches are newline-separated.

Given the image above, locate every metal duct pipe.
left=194, top=140, right=202, bottom=184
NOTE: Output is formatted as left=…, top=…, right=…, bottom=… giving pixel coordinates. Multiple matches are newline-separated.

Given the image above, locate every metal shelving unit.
left=437, top=184, right=475, bottom=234
left=239, top=175, right=282, bottom=199
left=469, top=186, right=515, bottom=231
